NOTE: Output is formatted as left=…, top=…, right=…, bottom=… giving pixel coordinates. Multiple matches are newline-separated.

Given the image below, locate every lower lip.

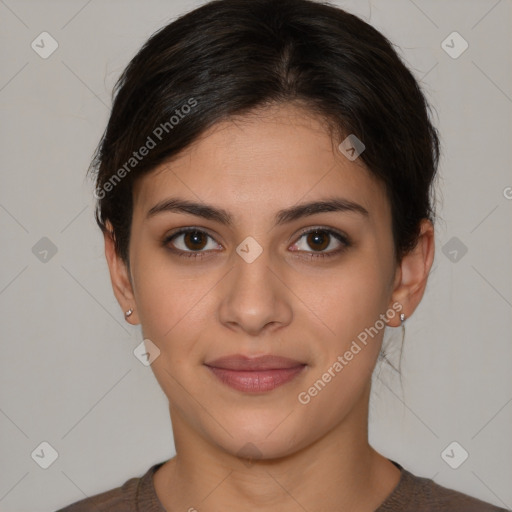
left=206, top=365, right=306, bottom=393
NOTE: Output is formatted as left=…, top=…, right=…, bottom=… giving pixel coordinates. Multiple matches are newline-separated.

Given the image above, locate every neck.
left=153, top=383, right=400, bottom=512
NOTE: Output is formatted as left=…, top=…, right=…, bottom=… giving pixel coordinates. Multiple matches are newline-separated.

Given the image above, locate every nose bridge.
left=235, top=246, right=273, bottom=295
left=231, top=242, right=277, bottom=307
left=218, top=239, right=292, bottom=333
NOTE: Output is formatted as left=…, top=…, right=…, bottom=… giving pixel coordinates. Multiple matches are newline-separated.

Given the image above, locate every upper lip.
left=205, top=354, right=305, bottom=371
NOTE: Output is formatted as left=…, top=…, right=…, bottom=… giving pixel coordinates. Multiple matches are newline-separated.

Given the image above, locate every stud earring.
left=125, top=308, right=133, bottom=318
left=400, top=313, right=405, bottom=323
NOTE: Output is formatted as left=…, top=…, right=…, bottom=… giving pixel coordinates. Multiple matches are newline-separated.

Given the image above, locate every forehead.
left=133, top=104, right=390, bottom=225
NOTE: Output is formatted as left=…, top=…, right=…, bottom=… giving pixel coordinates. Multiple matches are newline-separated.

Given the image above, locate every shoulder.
left=55, top=476, right=139, bottom=512
left=379, top=465, right=509, bottom=512
left=55, top=463, right=165, bottom=512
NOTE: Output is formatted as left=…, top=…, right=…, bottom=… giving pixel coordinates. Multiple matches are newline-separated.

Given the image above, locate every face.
left=120, top=104, right=403, bottom=459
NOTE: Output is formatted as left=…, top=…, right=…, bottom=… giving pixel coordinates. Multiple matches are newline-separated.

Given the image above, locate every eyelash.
left=162, top=227, right=351, bottom=261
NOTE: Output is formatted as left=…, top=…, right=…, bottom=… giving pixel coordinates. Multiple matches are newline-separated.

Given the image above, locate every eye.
left=163, top=226, right=350, bottom=260
left=163, top=228, right=221, bottom=258
left=289, top=228, right=350, bottom=259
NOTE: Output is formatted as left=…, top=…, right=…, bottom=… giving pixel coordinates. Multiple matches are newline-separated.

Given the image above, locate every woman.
left=58, top=0, right=507, bottom=510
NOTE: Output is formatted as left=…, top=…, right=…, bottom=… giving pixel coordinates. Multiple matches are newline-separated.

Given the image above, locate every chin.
left=210, top=418, right=310, bottom=463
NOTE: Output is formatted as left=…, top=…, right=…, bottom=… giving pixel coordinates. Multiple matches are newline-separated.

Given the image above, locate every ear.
left=386, top=219, right=435, bottom=327
left=103, top=221, right=140, bottom=325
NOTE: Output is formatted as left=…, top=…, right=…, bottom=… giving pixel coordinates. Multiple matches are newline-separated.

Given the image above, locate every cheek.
left=130, top=241, right=213, bottom=340
left=294, top=263, right=389, bottom=423
left=312, top=256, right=390, bottom=344
left=130, top=251, right=225, bottom=407
left=131, top=254, right=214, bottom=408
left=297, top=252, right=392, bottom=408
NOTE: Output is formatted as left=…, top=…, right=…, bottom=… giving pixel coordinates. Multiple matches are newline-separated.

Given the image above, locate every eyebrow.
left=146, top=196, right=369, bottom=226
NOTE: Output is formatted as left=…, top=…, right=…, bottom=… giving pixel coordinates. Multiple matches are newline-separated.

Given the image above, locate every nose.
left=218, top=247, right=293, bottom=336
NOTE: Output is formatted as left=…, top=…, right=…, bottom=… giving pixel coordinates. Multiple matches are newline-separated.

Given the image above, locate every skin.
left=104, top=103, right=435, bottom=512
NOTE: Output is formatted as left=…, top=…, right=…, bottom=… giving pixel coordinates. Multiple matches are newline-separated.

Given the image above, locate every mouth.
left=204, top=354, right=307, bottom=393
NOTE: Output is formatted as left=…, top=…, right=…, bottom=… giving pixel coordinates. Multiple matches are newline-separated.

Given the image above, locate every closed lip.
left=204, top=354, right=305, bottom=371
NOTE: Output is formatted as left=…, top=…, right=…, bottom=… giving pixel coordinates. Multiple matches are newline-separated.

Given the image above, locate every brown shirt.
left=56, top=459, right=509, bottom=511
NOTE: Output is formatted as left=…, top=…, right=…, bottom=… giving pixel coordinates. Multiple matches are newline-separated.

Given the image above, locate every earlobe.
left=103, top=223, right=140, bottom=324
left=387, top=219, right=435, bottom=327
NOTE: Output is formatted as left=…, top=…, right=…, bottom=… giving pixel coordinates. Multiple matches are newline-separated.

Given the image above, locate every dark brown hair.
left=90, top=0, right=440, bottom=265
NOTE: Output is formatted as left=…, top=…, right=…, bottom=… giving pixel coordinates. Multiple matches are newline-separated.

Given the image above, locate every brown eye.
left=164, top=228, right=221, bottom=257
left=183, top=230, right=208, bottom=250
left=306, top=230, right=330, bottom=251
left=290, top=228, right=350, bottom=259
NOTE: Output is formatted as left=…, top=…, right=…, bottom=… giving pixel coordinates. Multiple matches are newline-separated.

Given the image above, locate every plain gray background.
left=1, top=0, right=511, bottom=510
